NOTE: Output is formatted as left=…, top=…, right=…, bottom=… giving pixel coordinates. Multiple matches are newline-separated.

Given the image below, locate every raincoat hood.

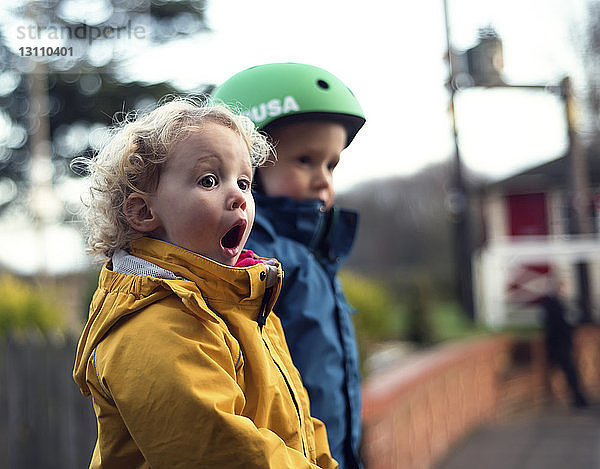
left=73, top=238, right=281, bottom=395
left=252, top=193, right=357, bottom=273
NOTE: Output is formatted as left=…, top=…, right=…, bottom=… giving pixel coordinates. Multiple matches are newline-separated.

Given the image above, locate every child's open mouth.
left=220, top=220, right=246, bottom=251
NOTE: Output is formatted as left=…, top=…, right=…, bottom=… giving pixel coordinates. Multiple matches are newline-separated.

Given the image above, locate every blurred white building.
left=474, top=153, right=600, bottom=328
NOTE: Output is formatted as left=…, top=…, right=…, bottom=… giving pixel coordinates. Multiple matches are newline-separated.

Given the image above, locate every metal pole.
left=442, top=0, right=475, bottom=321
left=562, top=77, right=593, bottom=323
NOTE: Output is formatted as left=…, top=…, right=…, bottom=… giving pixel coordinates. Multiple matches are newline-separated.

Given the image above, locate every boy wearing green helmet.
left=213, top=63, right=365, bottom=469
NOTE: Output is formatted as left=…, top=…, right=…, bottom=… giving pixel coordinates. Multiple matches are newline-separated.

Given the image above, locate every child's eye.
left=327, top=161, right=338, bottom=171
left=199, top=175, right=218, bottom=188
left=238, top=178, right=251, bottom=191
left=297, top=156, right=310, bottom=165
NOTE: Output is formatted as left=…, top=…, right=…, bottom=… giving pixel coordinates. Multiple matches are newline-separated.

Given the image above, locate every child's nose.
left=229, top=187, right=247, bottom=211
left=313, top=166, right=332, bottom=189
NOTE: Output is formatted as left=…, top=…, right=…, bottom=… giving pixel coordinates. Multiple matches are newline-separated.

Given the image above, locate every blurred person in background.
left=214, top=62, right=366, bottom=469
left=540, top=275, right=589, bottom=408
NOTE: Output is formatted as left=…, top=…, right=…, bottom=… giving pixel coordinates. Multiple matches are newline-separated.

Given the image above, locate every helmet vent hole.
left=316, top=79, right=329, bottom=90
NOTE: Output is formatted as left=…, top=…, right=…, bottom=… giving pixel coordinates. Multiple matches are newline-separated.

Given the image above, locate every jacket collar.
left=128, top=237, right=282, bottom=311
left=253, top=192, right=358, bottom=267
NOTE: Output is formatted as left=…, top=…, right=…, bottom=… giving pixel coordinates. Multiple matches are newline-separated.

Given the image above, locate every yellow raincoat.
left=73, top=237, right=337, bottom=469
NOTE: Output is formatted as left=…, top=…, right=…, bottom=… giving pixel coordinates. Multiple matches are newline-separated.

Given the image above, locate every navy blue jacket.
left=246, top=193, right=362, bottom=469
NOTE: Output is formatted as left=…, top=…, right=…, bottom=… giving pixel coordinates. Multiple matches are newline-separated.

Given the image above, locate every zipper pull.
left=257, top=286, right=273, bottom=328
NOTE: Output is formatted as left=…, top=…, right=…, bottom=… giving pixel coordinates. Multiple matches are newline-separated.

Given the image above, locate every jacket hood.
left=73, top=237, right=282, bottom=396
left=253, top=193, right=358, bottom=269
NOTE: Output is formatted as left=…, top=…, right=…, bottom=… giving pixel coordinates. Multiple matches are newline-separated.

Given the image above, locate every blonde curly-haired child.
left=72, top=99, right=338, bottom=468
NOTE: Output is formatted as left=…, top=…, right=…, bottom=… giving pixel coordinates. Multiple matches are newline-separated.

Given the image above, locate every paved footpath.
left=436, top=404, right=600, bottom=469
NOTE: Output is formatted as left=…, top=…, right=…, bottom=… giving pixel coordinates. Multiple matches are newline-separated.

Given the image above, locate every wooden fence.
left=0, top=335, right=96, bottom=469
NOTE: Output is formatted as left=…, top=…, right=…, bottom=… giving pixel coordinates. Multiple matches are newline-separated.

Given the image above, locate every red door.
left=505, top=193, right=549, bottom=305
left=507, top=193, right=548, bottom=236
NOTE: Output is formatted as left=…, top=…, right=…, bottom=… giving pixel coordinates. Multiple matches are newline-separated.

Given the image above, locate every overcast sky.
left=122, top=0, right=591, bottom=191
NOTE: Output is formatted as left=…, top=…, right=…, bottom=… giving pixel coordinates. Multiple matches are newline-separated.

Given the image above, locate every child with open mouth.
left=72, top=99, right=338, bottom=468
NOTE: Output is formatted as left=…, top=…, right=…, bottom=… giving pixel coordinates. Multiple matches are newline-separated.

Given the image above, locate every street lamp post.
left=443, top=0, right=475, bottom=321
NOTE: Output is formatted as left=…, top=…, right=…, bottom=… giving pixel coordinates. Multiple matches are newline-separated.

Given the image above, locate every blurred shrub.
left=339, top=270, right=402, bottom=365
left=405, top=276, right=435, bottom=346
left=340, top=270, right=491, bottom=365
left=427, top=300, right=490, bottom=342
left=0, top=274, right=64, bottom=336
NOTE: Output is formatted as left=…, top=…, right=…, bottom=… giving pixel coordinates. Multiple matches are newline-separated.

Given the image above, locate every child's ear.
left=124, top=193, right=161, bottom=233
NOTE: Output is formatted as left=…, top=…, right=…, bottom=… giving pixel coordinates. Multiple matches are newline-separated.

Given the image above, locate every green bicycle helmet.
left=212, top=62, right=365, bottom=147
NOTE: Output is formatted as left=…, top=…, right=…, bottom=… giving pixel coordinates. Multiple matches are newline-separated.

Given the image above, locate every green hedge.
left=339, top=271, right=491, bottom=370
left=339, top=270, right=403, bottom=366
left=0, top=274, right=64, bottom=335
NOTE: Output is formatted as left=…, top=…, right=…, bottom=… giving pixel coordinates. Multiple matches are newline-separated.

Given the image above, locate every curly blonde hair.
left=74, top=98, right=271, bottom=260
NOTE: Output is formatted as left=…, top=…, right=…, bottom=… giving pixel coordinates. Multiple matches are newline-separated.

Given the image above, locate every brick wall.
left=361, top=326, right=600, bottom=469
